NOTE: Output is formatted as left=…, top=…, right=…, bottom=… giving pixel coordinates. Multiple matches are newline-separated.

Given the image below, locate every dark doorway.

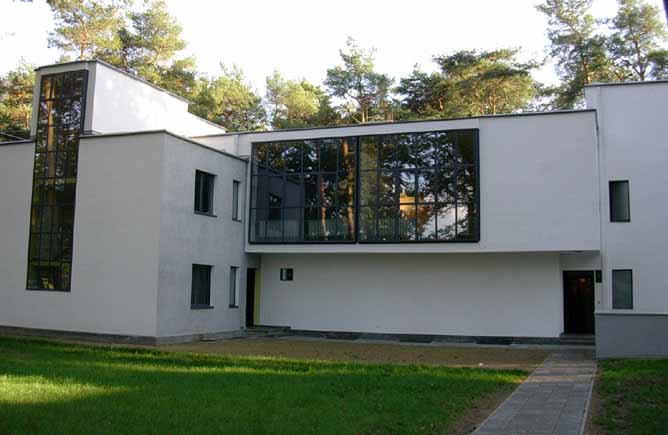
left=563, top=271, right=595, bottom=334
left=246, top=268, right=256, bottom=327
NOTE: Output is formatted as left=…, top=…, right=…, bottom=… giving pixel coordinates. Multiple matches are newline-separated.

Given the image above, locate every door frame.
left=562, top=270, right=596, bottom=335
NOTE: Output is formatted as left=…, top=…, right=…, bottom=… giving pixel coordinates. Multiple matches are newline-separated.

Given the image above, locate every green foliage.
left=607, top=0, right=668, bottom=80
left=265, top=71, right=339, bottom=129
left=537, top=0, right=668, bottom=108
left=117, top=0, right=197, bottom=98
left=325, top=37, right=394, bottom=124
left=0, top=60, right=35, bottom=138
left=596, top=358, right=668, bottom=435
left=537, top=0, right=613, bottom=108
left=190, top=65, right=267, bottom=132
left=0, top=337, right=524, bottom=434
left=398, top=49, right=538, bottom=118
left=46, top=0, right=128, bottom=62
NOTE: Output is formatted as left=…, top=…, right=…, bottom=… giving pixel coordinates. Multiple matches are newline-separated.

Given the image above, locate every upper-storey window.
left=27, top=70, right=88, bottom=291
left=249, top=129, right=479, bottom=244
left=194, top=170, right=215, bottom=215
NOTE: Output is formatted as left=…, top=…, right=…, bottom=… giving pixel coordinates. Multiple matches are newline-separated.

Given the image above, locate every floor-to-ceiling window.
left=249, top=129, right=479, bottom=244
left=27, top=70, right=88, bottom=291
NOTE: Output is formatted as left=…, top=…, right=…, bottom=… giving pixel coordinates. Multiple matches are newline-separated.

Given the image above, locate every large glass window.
left=249, top=129, right=479, bottom=244
left=27, top=70, right=88, bottom=291
left=250, top=137, right=357, bottom=243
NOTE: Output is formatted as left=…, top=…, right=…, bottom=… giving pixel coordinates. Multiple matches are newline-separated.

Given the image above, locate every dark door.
left=563, top=271, right=595, bottom=334
left=246, top=268, right=256, bottom=327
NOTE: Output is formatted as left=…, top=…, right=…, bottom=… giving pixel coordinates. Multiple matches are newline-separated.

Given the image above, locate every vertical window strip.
left=27, top=70, right=87, bottom=291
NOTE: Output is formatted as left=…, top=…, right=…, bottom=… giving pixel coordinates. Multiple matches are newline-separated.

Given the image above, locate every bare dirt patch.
left=162, top=337, right=548, bottom=371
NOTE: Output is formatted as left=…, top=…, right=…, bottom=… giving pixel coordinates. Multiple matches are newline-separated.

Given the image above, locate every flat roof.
left=585, top=78, right=668, bottom=88
left=35, top=59, right=191, bottom=104
left=79, top=130, right=247, bottom=162
left=192, top=109, right=596, bottom=138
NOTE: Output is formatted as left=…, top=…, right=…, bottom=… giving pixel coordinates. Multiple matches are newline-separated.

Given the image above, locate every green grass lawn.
left=595, top=358, right=668, bottom=435
left=0, top=336, right=525, bottom=435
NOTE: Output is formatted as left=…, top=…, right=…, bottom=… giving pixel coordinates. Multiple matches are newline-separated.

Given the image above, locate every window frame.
left=248, top=129, right=480, bottom=245
left=232, top=180, right=242, bottom=221
left=194, top=170, right=216, bottom=216
left=612, top=269, right=633, bottom=310
left=26, top=70, right=89, bottom=292
left=229, top=266, right=239, bottom=308
left=609, top=180, right=630, bottom=223
left=280, top=268, right=294, bottom=281
left=191, top=264, right=213, bottom=309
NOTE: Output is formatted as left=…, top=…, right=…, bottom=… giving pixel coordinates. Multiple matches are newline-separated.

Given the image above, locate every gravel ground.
left=161, top=337, right=549, bottom=371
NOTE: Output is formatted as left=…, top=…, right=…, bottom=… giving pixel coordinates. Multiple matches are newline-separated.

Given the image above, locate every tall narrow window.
left=191, top=264, right=212, bottom=308
left=609, top=180, right=630, bottom=222
left=232, top=180, right=241, bottom=220
left=27, top=70, right=88, bottom=291
left=229, top=266, right=239, bottom=308
left=194, top=170, right=215, bottom=215
left=612, top=269, right=633, bottom=309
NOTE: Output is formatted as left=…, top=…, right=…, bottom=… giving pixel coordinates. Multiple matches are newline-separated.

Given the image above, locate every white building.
left=0, top=60, right=666, bottom=357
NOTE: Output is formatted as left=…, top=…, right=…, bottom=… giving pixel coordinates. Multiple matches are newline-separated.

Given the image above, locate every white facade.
left=1, top=61, right=667, bottom=355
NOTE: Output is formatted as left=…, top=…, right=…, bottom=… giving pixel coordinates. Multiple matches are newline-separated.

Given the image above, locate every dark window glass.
left=609, top=180, right=630, bottom=222
left=249, top=129, right=479, bottom=243
left=232, top=180, right=241, bottom=220
left=229, top=266, right=238, bottom=307
left=27, top=70, right=87, bottom=291
left=191, top=264, right=212, bottom=308
left=280, top=268, right=294, bottom=281
left=612, top=269, right=633, bottom=309
left=194, top=170, right=215, bottom=214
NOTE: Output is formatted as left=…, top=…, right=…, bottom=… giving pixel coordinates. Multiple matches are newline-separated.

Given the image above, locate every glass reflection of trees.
left=27, top=70, right=87, bottom=290
left=250, top=129, right=478, bottom=243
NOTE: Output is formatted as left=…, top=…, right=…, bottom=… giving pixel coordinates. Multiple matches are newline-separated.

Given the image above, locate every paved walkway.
left=474, top=349, right=596, bottom=435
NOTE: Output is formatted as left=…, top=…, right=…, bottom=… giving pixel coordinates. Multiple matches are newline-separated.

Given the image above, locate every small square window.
left=191, top=264, right=212, bottom=308
left=609, top=181, right=630, bottom=222
left=280, top=268, right=293, bottom=281
left=195, top=170, right=215, bottom=215
left=612, top=269, right=633, bottom=310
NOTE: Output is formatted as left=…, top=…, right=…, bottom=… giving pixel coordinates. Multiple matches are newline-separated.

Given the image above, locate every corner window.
left=229, top=266, right=239, bottom=308
left=194, top=170, right=215, bottom=215
left=280, top=268, right=294, bottom=281
left=232, top=180, right=241, bottom=220
left=612, top=269, right=633, bottom=309
left=191, top=264, right=212, bottom=308
left=609, top=180, right=630, bottom=222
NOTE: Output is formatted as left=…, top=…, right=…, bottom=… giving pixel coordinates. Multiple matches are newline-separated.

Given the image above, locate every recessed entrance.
left=246, top=268, right=257, bottom=327
left=563, top=271, right=595, bottom=335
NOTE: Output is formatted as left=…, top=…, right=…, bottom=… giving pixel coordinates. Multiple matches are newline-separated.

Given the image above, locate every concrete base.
left=291, top=329, right=561, bottom=345
left=0, top=325, right=243, bottom=346
left=596, top=312, right=668, bottom=358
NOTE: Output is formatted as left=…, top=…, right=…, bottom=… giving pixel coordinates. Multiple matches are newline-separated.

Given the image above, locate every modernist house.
left=1, top=60, right=667, bottom=358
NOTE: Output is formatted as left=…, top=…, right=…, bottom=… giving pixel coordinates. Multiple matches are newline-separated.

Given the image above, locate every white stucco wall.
left=155, top=134, right=253, bottom=338
left=586, top=82, right=668, bottom=312
left=236, top=112, right=600, bottom=254
left=0, top=134, right=162, bottom=337
left=259, top=252, right=564, bottom=337
left=90, top=62, right=225, bottom=137
left=30, top=61, right=225, bottom=138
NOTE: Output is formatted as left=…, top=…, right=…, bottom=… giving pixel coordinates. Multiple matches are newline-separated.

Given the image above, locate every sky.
left=1, top=0, right=665, bottom=94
